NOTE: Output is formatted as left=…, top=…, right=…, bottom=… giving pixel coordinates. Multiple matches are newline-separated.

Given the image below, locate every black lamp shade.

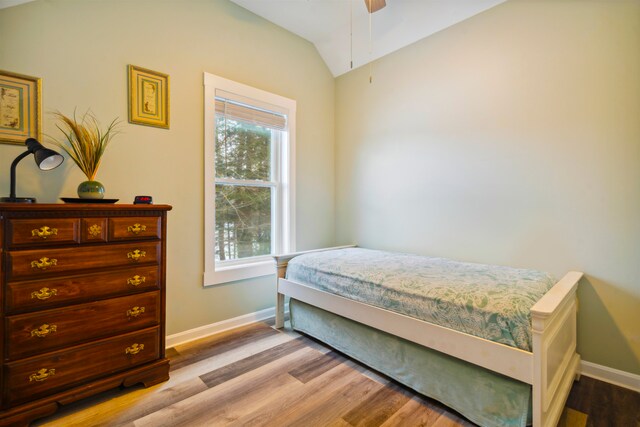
left=26, top=138, right=64, bottom=171
left=34, top=148, right=64, bottom=170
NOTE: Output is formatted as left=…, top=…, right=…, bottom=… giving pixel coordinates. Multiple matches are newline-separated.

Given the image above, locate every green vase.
left=77, top=180, right=105, bottom=199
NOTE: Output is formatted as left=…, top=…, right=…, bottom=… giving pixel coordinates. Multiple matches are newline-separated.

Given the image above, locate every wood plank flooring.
left=33, top=320, right=639, bottom=427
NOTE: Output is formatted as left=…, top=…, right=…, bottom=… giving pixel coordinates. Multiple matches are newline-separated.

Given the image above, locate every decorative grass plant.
left=49, top=110, right=121, bottom=181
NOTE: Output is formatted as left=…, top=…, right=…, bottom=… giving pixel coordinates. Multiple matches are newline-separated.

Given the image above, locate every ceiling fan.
left=364, top=0, right=386, bottom=13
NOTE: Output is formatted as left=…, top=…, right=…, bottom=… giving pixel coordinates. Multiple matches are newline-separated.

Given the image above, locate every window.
left=204, top=73, right=296, bottom=285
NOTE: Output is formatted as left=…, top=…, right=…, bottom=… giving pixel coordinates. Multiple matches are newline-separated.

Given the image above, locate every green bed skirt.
left=290, top=299, right=532, bottom=427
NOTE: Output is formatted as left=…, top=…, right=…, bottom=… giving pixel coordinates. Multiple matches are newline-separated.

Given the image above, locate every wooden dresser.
left=0, top=203, right=171, bottom=426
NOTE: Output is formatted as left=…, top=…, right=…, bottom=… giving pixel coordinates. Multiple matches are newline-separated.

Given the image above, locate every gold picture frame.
left=128, top=65, right=170, bottom=129
left=0, top=70, right=41, bottom=145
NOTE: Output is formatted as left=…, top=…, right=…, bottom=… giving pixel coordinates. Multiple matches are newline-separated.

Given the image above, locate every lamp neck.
left=9, top=150, right=32, bottom=199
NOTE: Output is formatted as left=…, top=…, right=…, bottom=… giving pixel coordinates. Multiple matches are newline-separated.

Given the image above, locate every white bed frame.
left=274, top=246, right=582, bottom=427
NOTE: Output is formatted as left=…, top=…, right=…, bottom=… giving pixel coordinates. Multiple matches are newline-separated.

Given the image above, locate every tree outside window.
left=215, top=116, right=273, bottom=261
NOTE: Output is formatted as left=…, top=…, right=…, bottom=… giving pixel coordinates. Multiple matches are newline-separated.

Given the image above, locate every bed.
left=273, top=246, right=582, bottom=427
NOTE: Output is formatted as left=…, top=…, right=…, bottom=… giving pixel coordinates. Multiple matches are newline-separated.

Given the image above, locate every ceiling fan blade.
left=364, top=0, right=386, bottom=13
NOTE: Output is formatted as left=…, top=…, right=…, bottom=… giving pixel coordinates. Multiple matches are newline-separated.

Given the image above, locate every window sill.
left=203, top=260, right=275, bottom=286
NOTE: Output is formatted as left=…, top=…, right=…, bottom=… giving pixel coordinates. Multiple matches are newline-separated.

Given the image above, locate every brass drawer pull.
left=127, top=275, right=146, bottom=286
left=127, top=224, right=147, bottom=234
left=31, top=324, right=57, bottom=338
left=125, top=343, right=145, bottom=355
left=127, top=306, right=145, bottom=318
left=127, top=250, right=146, bottom=262
left=31, top=287, right=58, bottom=300
left=31, top=226, right=58, bottom=239
left=88, top=224, right=102, bottom=238
left=29, top=368, right=56, bottom=382
left=31, top=257, right=58, bottom=270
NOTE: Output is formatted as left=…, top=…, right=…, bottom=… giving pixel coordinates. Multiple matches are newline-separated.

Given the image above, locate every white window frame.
left=203, top=73, right=296, bottom=286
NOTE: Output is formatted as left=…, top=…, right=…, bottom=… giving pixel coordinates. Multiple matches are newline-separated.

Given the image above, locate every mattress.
left=286, top=247, right=556, bottom=351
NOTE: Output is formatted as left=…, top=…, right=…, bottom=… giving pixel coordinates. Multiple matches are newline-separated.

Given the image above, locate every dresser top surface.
left=0, top=203, right=172, bottom=213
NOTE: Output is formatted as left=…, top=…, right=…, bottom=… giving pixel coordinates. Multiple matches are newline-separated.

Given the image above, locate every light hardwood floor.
left=33, top=320, right=636, bottom=427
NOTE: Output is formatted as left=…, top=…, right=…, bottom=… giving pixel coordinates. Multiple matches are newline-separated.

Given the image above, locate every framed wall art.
left=0, top=70, right=41, bottom=145
left=128, top=65, right=170, bottom=129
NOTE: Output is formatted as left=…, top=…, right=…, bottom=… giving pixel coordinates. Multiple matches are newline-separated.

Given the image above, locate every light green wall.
left=0, top=0, right=336, bottom=335
left=335, top=0, right=640, bottom=374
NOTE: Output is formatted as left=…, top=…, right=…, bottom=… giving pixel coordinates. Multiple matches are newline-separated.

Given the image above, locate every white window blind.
left=215, top=91, right=287, bottom=131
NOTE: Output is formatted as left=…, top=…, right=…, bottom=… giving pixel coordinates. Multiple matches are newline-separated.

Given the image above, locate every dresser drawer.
left=5, top=291, right=160, bottom=360
left=109, top=216, right=161, bottom=241
left=81, top=218, right=108, bottom=243
left=7, top=241, right=160, bottom=280
left=5, top=266, right=160, bottom=313
left=7, top=218, right=80, bottom=247
left=4, top=327, right=160, bottom=406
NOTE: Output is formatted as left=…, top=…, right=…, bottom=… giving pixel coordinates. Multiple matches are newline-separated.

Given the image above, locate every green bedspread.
left=286, top=248, right=555, bottom=351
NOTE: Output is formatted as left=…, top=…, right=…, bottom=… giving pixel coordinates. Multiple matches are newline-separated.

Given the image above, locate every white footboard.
left=531, top=271, right=583, bottom=427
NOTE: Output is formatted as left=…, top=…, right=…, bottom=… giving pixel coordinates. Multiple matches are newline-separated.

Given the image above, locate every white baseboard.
left=165, top=305, right=287, bottom=349
left=581, top=360, right=640, bottom=392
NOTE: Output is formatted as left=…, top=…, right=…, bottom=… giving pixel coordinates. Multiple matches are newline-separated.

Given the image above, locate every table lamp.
left=1, top=138, right=64, bottom=203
